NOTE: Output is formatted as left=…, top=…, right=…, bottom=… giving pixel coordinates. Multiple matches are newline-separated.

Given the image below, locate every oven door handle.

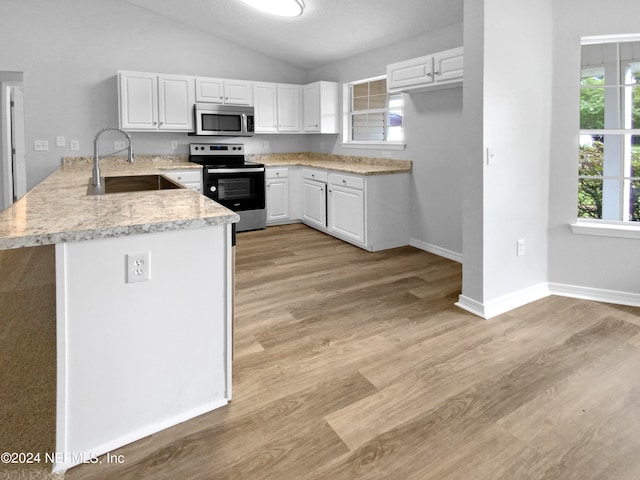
left=207, top=168, right=265, bottom=174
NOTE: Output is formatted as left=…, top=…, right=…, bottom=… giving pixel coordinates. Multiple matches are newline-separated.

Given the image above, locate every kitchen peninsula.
left=0, top=156, right=238, bottom=473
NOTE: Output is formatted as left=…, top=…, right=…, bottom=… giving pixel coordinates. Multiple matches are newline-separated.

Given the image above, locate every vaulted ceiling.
left=118, top=0, right=463, bottom=69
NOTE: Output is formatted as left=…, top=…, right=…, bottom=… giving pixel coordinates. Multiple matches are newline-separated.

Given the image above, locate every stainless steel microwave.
left=193, top=103, right=255, bottom=136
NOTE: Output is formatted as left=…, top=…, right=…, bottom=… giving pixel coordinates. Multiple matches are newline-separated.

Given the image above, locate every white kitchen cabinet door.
left=267, top=177, right=289, bottom=222
left=158, top=74, right=195, bottom=131
left=195, top=77, right=224, bottom=103
left=196, top=78, right=253, bottom=105
left=163, top=169, right=203, bottom=194
left=328, top=184, right=365, bottom=244
left=303, top=81, right=339, bottom=134
left=277, top=84, right=302, bottom=132
left=387, top=47, right=463, bottom=93
left=254, top=82, right=278, bottom=133
left=224, top=80, right=253, bottom=105
left=433, top=47, right=464, bottom=84
left=119, top=72, right=158, bottom=131
left=387, top=55, right=434, bottom=92
left=302, top=178, right=326, bottom=229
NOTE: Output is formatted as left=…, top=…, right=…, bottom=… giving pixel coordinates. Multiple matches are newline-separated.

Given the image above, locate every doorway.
left=1, top=72, right=26, bottom=211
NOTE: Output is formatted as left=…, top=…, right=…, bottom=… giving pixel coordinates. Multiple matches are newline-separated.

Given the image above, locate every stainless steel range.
left=189, top=143, right=266, bottom=232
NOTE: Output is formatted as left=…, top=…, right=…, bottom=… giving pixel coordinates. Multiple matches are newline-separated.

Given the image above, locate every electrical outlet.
left=171, top=140, right=178, bottom=150
left=34, top=140, right=49, bottom=151
left=56, top=136, right=66, bottom=147
left=126, top=252, right=151, bottom=283
left=70, top=140, right=80, bottom=151
left=517, top=239, right=525, bottom=256
left=263, top=141, right=270, bottom=151
left=114, top=140, right=127, bottom=151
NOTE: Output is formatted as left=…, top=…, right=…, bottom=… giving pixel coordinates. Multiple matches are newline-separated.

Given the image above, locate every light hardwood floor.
left=65, top=223, right=640, bottom=480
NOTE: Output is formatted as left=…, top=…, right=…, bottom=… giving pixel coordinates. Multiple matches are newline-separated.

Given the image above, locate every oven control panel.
left=190, top=143, right=244, bottom=155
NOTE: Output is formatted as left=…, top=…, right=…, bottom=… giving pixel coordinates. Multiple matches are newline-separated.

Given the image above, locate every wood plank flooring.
left=65, top=223, right=640, bottom=480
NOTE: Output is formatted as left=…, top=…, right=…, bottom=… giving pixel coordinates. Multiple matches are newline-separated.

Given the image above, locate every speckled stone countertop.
left=247, top=152, right=412, bottom=175
left=0, top=155, right=239, bottom=251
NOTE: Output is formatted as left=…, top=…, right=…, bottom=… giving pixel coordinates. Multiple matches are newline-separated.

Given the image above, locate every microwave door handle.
left=242, top=113, right=247, bottom=134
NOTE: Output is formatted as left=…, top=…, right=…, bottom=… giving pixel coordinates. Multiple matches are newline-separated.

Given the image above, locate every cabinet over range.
left=189, top=143, right=265, bottom=232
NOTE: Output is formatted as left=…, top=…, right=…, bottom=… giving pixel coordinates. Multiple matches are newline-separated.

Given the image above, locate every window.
left=343, top=76, right=404, bottom=148
left=579, top=39, right=640, bottom=224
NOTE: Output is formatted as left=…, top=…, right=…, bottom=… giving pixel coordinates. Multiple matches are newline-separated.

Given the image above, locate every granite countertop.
left=248, top=152, right=412, bottom=175
left=0, top=155, right=239, bottom=251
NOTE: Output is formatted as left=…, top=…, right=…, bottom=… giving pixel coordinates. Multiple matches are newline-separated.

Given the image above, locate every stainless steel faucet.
left=91, top=127, right=135, bottom=188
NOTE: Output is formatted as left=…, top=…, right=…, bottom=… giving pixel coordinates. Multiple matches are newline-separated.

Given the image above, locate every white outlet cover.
left=56, top=136, right=66, bottom=147
left=114, top=140, right=127, bottom=151
left=34, top=140, right=49, bottom=151
left=126, top=252, right=151, bottom=283
left=70, top=140, right=80, bottom=151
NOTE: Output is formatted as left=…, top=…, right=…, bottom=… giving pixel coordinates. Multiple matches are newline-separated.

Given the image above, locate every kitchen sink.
left=87, top=174, right=183, bottom=195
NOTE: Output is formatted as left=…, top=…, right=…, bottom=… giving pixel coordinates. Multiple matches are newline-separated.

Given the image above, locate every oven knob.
left=209, top=186, right=217, bottom=192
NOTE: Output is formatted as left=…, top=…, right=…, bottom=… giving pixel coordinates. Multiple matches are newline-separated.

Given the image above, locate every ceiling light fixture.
left=238, top=0, right=305, bottom=17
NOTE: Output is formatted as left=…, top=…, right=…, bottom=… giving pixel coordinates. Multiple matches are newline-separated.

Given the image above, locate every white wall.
left=459, top=0, right=553, bottom=317
left=0, top=0, right=310, bottom=189
left=309, top=23, right=465, bottom=258
left=548, top=0, right=640, bottom=296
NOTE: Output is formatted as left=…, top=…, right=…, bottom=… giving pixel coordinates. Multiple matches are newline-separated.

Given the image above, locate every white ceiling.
left=118, top=0, right=464, bottom=70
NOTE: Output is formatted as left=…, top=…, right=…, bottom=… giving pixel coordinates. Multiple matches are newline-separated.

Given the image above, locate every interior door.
left=11, top=86, right=27, bottom=200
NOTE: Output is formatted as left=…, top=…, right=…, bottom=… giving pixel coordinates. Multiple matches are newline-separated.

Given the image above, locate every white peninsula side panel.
left=54, top=225, right=232, bottom=472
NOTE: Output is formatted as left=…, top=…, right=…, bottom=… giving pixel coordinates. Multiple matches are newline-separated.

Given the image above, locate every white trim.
left=456, top=282, right=640, bottom=320
left=571, top=221, right=640, bottom=239
left=581, top=34, right=640, bottom=45
left=456, top=284, right=551, bottom=320
left=548, top=282, right=640, bottom=308
left=340, top=141, right=406, bottom=151
left=53, top=398, right=228, bottom=473
left=455, top=295, right=487, bottom=318
left=410, top=238, right=463, bottom=263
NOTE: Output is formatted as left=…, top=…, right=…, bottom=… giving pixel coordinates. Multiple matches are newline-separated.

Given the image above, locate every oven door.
left=204, top=168, right=265, bottom=211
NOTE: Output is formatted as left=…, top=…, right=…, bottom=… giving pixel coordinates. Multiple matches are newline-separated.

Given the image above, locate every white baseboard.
left=53, top=398, right=228, bottom=473
left=548, top=282, right=640, bottom=308
left=457, top=281, right=640, bottom=320
left=456, top=283, right=551, bottom=319
left=409, top=238, right=463, bottom=263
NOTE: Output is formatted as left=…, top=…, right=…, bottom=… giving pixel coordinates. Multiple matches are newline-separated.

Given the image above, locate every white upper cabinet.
left=303, top=81, right=339, bottom=134
left=254, top=82, right=302, bottom=133
left=254, top=82, right=278, bottom=133
left=118, top=72, right=158, bottom=131
left=119, top=71, right=194, bottom=132
left=158, top=74, right=196, bottom=130
left=387, top=47, right=463, bottom=93
left=276, top=84, right=302, bottom=132
left=195, top=77, right=253, bottom=105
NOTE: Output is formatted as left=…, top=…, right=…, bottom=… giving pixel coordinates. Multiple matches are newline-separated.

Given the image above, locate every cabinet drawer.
left=302, top=169, right=327, bottom=182
left=329, top=173, right=364, bottom=190
left=163, top=170, right=202, bottom=184
left=266, top=167, right=288, bottom=179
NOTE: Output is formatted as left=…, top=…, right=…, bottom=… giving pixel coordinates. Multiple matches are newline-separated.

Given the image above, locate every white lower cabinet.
left=266, top=168, right=290, bottom=224
left=328, top=173, right=365, bottom=244
left=163, top=169, right=203, bottom=194
left=264, top=165, right=409, bottom=251
left=302, top=169, right=327, bottom=229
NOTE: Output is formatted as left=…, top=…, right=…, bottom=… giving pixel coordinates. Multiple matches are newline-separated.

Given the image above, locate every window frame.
left=575, top=34, right=640, bottom=234
left=340, top=75, right=406, bottom=151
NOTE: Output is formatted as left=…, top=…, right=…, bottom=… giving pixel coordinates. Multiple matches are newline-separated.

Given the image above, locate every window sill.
left=340, top=142, right=406, bottom=151
left=570, top=221, right=640, bottom=239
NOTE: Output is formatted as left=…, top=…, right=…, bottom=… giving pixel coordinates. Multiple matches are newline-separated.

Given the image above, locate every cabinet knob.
left=426, top=72, right=432, bottom=77
left=342, top=179, right=346, bottom=184
left=435, top=70, right=440, bottom=75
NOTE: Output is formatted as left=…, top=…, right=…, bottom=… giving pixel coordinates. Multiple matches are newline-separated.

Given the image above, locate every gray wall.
left=548, top=0, right=640, bottom=294
left=309, top=23, right=465, bottom=258
left=0, top=0, right=310, bottom=189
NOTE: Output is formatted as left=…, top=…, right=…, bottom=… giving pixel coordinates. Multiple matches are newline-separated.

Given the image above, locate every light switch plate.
left=56, top=136, right=66, bottom=147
